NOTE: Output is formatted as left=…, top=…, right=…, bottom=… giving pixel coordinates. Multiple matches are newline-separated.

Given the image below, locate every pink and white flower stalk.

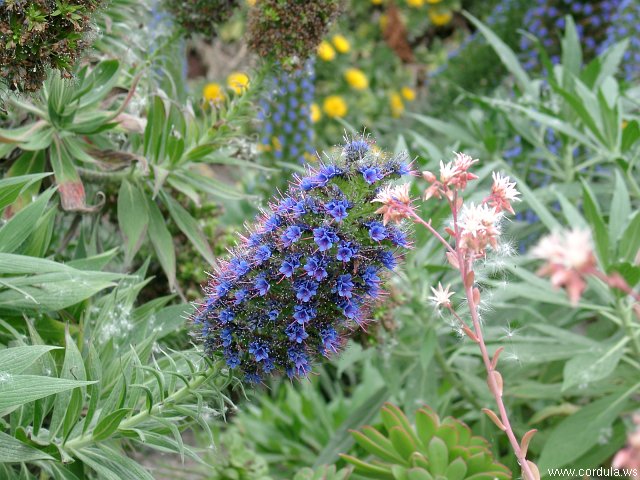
left=374, top=153, right=539, bottom=480
left=613, top=415, right=640, bottom=479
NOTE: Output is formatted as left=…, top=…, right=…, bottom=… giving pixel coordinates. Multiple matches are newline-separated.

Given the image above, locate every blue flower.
left=279, top=254, right=301, bottom=278
left=336, top=241, right=358, bottom=262
left=281, top=225, right=303, bottom=247
left=335, top=274, right=355, bottom=299
left=361, top=166, right=384, bottom=184
left=325, top=199, right=350, bottom=221
left=343, top=140, right=370, bottom=161
left=254, top=274, right=270, bottom=296
left=294, top=279, right=318, bottom=302
left=285, top=322, right=309, bottom=343
left=313, top=226, right=338, bottom=251
left=249, top=342, right=270, bottom=362
left=254, top=245, right=272, bottom=264
left=293, top=304, right=317, bottom=324
left=219, top=308, right=235, bottom=324
left=367, top=221, right=387, bottom=241
left=196, top=136, right=411, bottom=381
left=304, top=254, right=328, bottom=281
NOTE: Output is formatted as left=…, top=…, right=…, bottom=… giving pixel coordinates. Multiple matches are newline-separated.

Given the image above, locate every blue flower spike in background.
left=194, top=138, right=413, bottom=384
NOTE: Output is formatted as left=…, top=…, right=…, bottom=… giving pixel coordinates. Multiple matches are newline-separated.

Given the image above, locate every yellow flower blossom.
left=344, top=68, right=369, bottom=90
left=390, top=92, right=404, bottom=118
left=401, top=86, right=416, bottom=101
left=371, top=0, right=383, bottom=4
left=332, top=34, right=351, bottom=54
left=317, top=41, right=336, bottom=61
left=310, top=103, right=322, bottom=123
left=246, top=0, right=256, bottom=5
left=272, top=136, right=282, bottom=151
left=407, top=0, right=423, bottom=7
left=203, top=82, right=225, bottom=103
left=429, top=9, right=453, bottom=26
left=323, top=95, right=348, bottom=118
left=426, top=0, right=443, bottom=3
left=379, top=13, right=388, bottom=30
left=227, top=72, right=250, bottom=94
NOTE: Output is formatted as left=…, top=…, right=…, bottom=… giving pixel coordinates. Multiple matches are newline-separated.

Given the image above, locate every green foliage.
left=0, top=0, right=102, bottom=92
left=162, top=0, right=239, bottom=37
left=342, top=403, right=511, bottom=480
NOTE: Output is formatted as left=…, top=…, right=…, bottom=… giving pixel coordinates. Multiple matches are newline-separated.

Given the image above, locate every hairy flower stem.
left=64, top=364, right=219, bottom=452
left=413, top=203, right=537, bottom=480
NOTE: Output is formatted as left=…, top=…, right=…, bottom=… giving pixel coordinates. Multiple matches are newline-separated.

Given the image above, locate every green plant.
left=0, top=0, right=102, bottom=92
left=294, top=465, right=352, bottom=480
left=342, top=403, right=511, bottom=480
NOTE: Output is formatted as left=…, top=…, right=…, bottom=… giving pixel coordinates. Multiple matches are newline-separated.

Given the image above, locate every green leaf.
left=49, top=327, right=87, bottom=440
left=117, top=180, right=149, bottom=265
left=0, top=173, right=51, bottom=211
left=50, top=138, right=86, bottom=211
left=0, top=188, right=55, bottom=253
left=73, top=446, right=154, bottom=480
left=145, top=198, right=176, bottom=290
left=560, top=16, right=582, bottom=76
left=92, top=408, right=132, bottom=442
left=408, top=114, right=476, bottom=146
left=609, top=170, right=631, bottom=244
left=581, top=180, right=610, bottom=267
left=619, top=212, right=640, bottom=262
left=427, top=437, right=448, bottom=476
left=462, top=12, right=533, bottom=97
left=0, top=431, right=54, bottom=463
left=562, top=338, right=627, bottom=391
left=161, top=192, right=215, bottom=265
left=0, top=345, right=61, bottom=374
left=0, top=374, right=95, bottom=412
left=538, top=384, right=640, bottom=470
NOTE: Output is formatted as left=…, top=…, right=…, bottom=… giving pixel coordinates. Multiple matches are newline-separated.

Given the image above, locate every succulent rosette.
left=194, top=138, right=413, bottom=383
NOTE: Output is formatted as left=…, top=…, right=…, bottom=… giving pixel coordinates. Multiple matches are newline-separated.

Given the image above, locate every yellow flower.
left=390, top=92, right=404, bottom=118
left=310, top=103, right=322, bottom=123
left=272, top=136, right=282, bottom=151
left=323, top=95, right=348, bottom=118
left=371, top=0, right=383, bottom=4
left=426, top=0, right=442, bottom=3
left=203, top=82, right=225, bottom=103
left=344, top=68, right=369, bottom=90
left=407, top=0, right=423, bottom=7
left=429, top=9, right=453, bottom=26
left=227, top=72, right=250, bottom=94
left=317, top=41, right=336, bottom=61
left=332, top=34, right=351, bottom=54
left=379, top=13, right=388, bottom=30
left=246, top=0, right=256, bottom=5
left=401, top=86, right=416, bottom=101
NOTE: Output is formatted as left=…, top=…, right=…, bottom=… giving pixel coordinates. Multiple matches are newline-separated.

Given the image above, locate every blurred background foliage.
left=0, top=0, right=639, bottom=478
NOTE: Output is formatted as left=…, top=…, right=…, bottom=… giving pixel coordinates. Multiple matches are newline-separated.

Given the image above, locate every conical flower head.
left=194, top=138, right=412, bottom=383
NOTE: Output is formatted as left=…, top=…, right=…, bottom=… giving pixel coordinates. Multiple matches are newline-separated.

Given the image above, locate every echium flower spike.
left=194, top=137, right=413, bottom=383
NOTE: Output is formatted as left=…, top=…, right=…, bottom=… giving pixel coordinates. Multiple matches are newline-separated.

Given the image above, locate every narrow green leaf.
left=92, top=408, right=131, bottom=442
left=145, top=198, right=176, bottom=290
left=0, top=431, right=54, bottom=463
left=0, top=375, right=95, bottom=412
left=117, top=180, right=149, bottom=265
left=609, top=170, right=631, bottom=244
left=619, top=212, right=640, bottom=263
left=0, top=188, right=55, bottom=253
left=462, top=12, right=533, bottom=97
left=562, top=338, right=627, bottom=391
left=0, top=345, right=61, bottom=374
left=0, top=173, right=51, bottom=211
left=581, top=180, right=610, bottom=266
left=161, top=192, right=215, bottom=265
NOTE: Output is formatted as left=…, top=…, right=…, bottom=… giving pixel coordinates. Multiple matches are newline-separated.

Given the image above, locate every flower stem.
left=64, top=364, right=219, bottom=452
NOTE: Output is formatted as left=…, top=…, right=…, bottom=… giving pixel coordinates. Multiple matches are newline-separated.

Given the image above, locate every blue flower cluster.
left=519, top=0, right=628, bottom=71
left=598, top=0, right=640, bottom=82
left=195, top=139, right=412, bottom=383
left=258, top=60, right=316, bottom=165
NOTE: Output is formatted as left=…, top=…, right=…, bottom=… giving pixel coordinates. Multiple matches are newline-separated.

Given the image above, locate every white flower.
left=429, top=282, right=455, bottom=308
left=373, top=183, right=414, bottom=225
left=487, top=172, right=520, bottom=214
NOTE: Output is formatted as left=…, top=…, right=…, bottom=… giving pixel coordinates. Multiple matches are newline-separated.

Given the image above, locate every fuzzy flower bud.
left=247, top=0, right=340, bottom=68
left=162, top=0, right=238, bottom=37
left=194, top=138, right=412, bottom=383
